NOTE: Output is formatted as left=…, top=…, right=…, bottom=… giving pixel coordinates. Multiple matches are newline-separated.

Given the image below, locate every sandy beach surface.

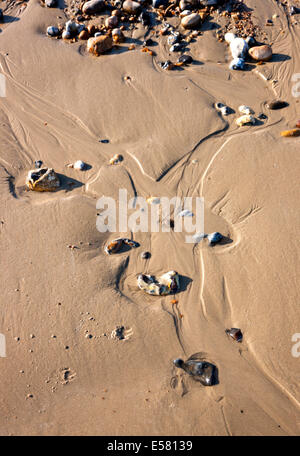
left=0, top=0, right=299, bottom=436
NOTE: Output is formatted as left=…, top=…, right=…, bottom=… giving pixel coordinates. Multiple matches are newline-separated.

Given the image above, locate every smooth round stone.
left=105, top=16, right=118, bottom=28
left=181, top=13, right=201, bottom=30
left=248, top=45, right=272, bottom=62
left=87, top=35, right=113, bottom=55
left=122, top=0, right=141, bottom=14
left=82, top=0, right=105, bottom=15
left=47, top=26, right=60, bottom=37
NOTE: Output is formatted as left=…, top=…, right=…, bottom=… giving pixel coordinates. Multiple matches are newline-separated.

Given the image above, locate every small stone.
left=248, top=45, right=272, bottom=62
left=79, top=30, right=90, bottom=40
left=122, top=0, right=141, bottom=14
left=105, top=16, right=118, bottom=29
left=181, top=13, right=201, bottom=30
left=177, top=54, right=193, bottom=65
left=82, top=0, right=105, bottom=15
left=236, top=115, right=255, bottom=127
left=229, top=58, right=245, bottom=70
left=35, top=160, right=43, bottom=168
left=238, top=105, right=254, bottom=115
left=258, top=112, right=267, bottom=120
left=87, top=35, right=113, bottom=56
left=109, top=154, right=123, bottom=165
left=26, top=168, right=60, bottom=192
left=170, top=43, right=185, bottom=52
left=85, top=334, right=93, bottom=339
left=30, top=334, right=35, bottom=339
left=73, top=160, right=85, bottom=170
left=26, top=394, right=33, bottom=399
left=47, top=26, right=60, bottom=37
left=168, top=32, right=181, bottom=46
left=141, top=251, right=151, bottom=259
left=112, top=28, right=124, bottom=43
left=226, top=328, right=243, bottom=342
left=45, top=0, right=57, bottom=7
left=207, top=232, right=223, bottom=245
left=65, top=21, right=83, bottom=37
left=159, top=60, right=174, bottom=70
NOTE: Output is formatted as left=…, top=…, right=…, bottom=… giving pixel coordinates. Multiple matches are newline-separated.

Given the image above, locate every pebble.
left=122, top=0, right=141, bottom=14
left=267, top=100, right=289, bottom=110
left=112, top=28, right=124, bottom=43
left=45, top=0, right=57, bottom=7
left=26, top=167, right=60, bottom=192
left=73, top=160, right=85, bottom=170
left=47, top=26, right=60, bottom=37
left=159, top=60, right=174, bottom=70
left=181, top=13, right=201, bottom=30
left=207, top=232, right=223, bottom=245
left=35, top=160, right=43, bottom=169
left=170, top=43, right=185, bottom=52
left=215, top=102, right=230, bottom=116
left=65, top=21, right=83, bottom=37
left=79, top=30, right=90, bottom=40
left=105, top=16, right=118, bottom=29
left=236, top=114, right=255, bottom=127
left=238, top=105, right=254, bottom=115
left=226, top=328, right=243, bottom=342
left=87, top=35, right=113, bottom=56
left=258, top=112, right=267, bottom=120
left=141, top=251, right=151, bottom=259
left=177, top=54, right=193, bottom=66
left=173, top=356, right=217, bottom=386
left=82, top=0, right=105, bottom=15
left=109, top=154, right=123, bottom=165
left=225, top=33, right=248, bottom=59
left=229, top=57, right=245, bottom=70
left=167, top=32, right=181, bottom=46
left=249, top=45, right=272, bottom=62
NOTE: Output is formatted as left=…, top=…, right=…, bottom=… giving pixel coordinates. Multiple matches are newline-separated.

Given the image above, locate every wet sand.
left=0, top=0, right=299, bottom=435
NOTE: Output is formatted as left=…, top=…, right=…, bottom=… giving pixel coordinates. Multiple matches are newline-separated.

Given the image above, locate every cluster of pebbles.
left=44, top=0, right=279, bottom=70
